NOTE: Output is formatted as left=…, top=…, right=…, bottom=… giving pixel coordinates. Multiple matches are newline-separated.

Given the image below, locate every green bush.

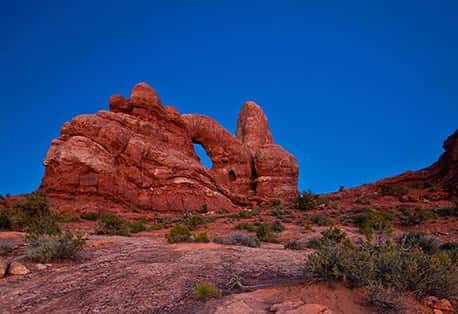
left=26, top=231, right=85, bottom=262
left=0, top=209, right=11, bottom=230
left=56, top=213, right=81, bottom=223
left=231, top=209, right=257, bottom=219
left=366, top=282, right=403, bottom=313
left=433, top=202, right=458, bottom=217
left=310, top=213, right=331, bottom=226
left=193, top=281, right=222, bottom=300
left=235, top=222, right=257, bottom=232
left=166, top=224, right=191, bottom=243
left=399, top=232, right=439, bottom=254
left=129, top=220, right=147, bottom=233
left=305, top=236, right=322, bottom=249
left=185, top=214, right=206, bottom=230
left=256, top=222, right=276, bottom=242
left=95, top=213, right=130, bottom=236
left=305, top=239, right=458, bottom=300
left=352, top=209, right=392, bottom=241
left=81, top=211, right=99, bottom=221
left=379, top=184, right=408, bottom=197
left=439, top=242, right=458, bottom=262
left=213, top=232, right=260, bottom=248
left=284, top=240, right=303, bottom=250
left=272, top=219, right=284, bottom=232
left=9, top=192, right=60, bottom=235
left=194, top=232, right=210, bottom=243
left=398, top=207, right=436, bottom=225
left=295, top=190, right=316, bottom=211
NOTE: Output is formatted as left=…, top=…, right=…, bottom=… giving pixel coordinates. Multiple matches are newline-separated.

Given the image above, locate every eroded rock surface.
left=41, top=82, right=298, bottom=213
left=0, top=236, right=307, bottom=314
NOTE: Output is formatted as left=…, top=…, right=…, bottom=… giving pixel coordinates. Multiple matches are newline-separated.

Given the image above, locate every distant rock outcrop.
left=41, top=82, right=299, bottom=212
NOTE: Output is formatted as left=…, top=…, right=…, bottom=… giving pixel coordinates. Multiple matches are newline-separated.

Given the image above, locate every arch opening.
left=193, top=142, right=213, bottom=169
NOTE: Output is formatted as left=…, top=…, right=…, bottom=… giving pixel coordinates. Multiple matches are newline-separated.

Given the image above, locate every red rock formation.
left=41, top=82, right=299, bottom=213
left=326, top=129, right=458, bottom=210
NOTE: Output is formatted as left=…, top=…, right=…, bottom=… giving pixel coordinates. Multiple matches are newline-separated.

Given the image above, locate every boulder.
left=0, top=257, right=7, bottom=278
left=7, top=261, right=30, bottom=276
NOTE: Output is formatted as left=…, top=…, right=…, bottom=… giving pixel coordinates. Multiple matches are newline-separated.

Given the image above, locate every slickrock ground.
left=0, top=233, right=308, bottom=314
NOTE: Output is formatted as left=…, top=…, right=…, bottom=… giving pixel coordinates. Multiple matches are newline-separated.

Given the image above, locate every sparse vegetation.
left=0, top=209, right=11, bottom=230
left=379, top=184, right=407, bottom=197
left=166, top=224, right=191, bottom=243
left=129, top=219, right=147, bottom=233
left=399, top=232, right=439, bottom=254
left=231, top=209, right=258, bottom=219
left=305, top=238, right=458, bottom=304
left=295, top=190, right=316, bottom=211
left=398, top=206, right=436, bottom=225
left=7, top=192, right=60, bottom=235
left=352, top=209, right=392, bottom=241
left=95, top=213, right=130, bottom=236
left=284, top=240, right=303, bottom=250
left=310, top=213, right=331, bottom=226
left=235, top=222, right=257, bottom=232
left=193, top=232, right=210, bottom=243
left=26, top=231, right=85, bottom=262
left=256, top=221, right=276, bottom=242
left=272, top=219, right=284, bottom=232
left=213, top=232, right=260, bottom=248
left=366, top=282, right=403, bottom=313
left=56, top=213, right=81, bottom=223
left=81, top=211, right=99, bottom=221
left=193, top=281, right=222, bottom=301
left=433, top=202, right=458, bottom=217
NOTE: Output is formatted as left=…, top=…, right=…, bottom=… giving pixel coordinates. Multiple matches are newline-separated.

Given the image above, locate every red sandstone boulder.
left=41, top=82, right=299, bottom=213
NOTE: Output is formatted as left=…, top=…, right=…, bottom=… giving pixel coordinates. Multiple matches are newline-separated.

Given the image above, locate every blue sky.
left=1, top=1, right=457, bottom=195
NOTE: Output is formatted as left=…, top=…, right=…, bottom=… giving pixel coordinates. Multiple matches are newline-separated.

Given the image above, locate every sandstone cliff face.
left=41, top=82, right=299, bottom=212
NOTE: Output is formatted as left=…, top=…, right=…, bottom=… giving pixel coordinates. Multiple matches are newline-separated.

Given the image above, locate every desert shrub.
left=305, top=239, right=458, bottom=300
left=379, top=184, right=408, bottom=197
left=305, top=236, right=322, bottom=249
left=398, top=207, right=436, bottom=225
left=352, top=209, right=392, bottom=241
left=95, top=213, right=130, bottom=236
left=295, top=190, right=316, bottom=211
left=194, top=232, right=210, bottom=243
left=0, top=241, right=13, bottom=256
left=270, top=199, right=281, bottom=208
left=231, top=209, right=257, bottom=219
left=213, top=232, right=260, bottom=248
left=256, top=222, right=276, bottom=242
left=26, top=231, right=85, bottom=262
left=320, top=226, right=348, bottom=244
left=56, top=213, right=81, bottom=223
left=433, top=202, right=458, bottom=217
left=185, top=214, right=206, bottom=230
left=235, top=222, right=257, bottom=232
left=439, top=242, right=458, bottom=262
left=270, top=207, right=283, bottom=218
left=339, top=186, right=345, bottom=192
left=166, top=224, right=191, bottom=243
left=149, top=223, right=164, bottom=230
left=81, top=211, right=99, bottom=221
left=8, top=192, right=60, bottom=235
left=284, top=240, right=303, bottom=250
left=355, top=197, right=371, bottom=205
left=193, top=281, right=222, bottom=300
left=310, top=213, right=331, bottom=226
left=129, top=220, right=147, bottom=233
left=399, top=232, right=439, bottom=254
left=272, top=219, right=284, bottom=232
left=366, top=282, right=403, bottom=313
left=0, top=209, right=11, bottom=230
